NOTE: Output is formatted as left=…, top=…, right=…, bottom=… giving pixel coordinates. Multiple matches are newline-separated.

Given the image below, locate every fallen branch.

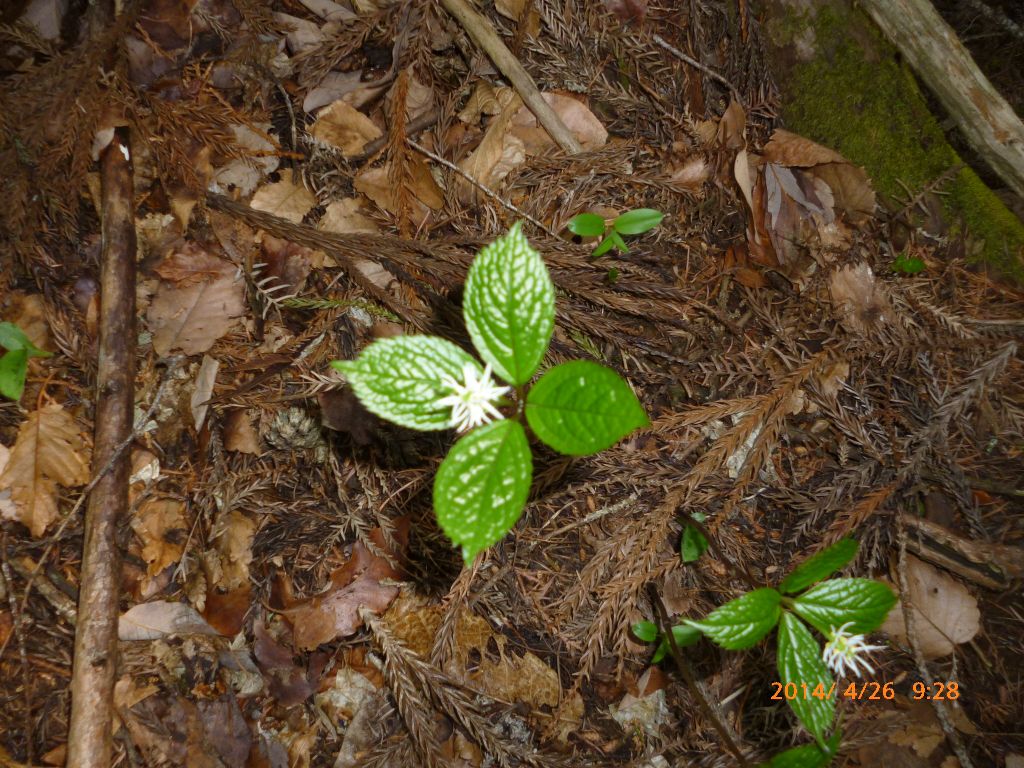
left=438, top=0, right=581, bottom=155
left=66, top=127, right=137, bottom=768
left=860, top=0, right=1024, bottom=197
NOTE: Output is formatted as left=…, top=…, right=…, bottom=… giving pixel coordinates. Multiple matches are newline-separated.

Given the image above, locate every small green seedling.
left=567, top=208, right=664, bottom=258
left=680, top=512, right=709, bottom=563
left=633, top=538, right=896, bottom=766
left=0, top=322, right=51, bottom=401
left=332, top=224, right=649, bottom=563
left=891, top=252, right=926, bottom=274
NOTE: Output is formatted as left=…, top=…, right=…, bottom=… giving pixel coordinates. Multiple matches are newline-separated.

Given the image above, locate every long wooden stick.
left=860, top=0, right=1024, bottom=198
left=66, top=127, right=136, bottom=768
left=439, top=0, right=581, bottom=155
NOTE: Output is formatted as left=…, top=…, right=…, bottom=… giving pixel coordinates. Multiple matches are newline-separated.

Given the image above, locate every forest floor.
left=0, top=0, right=1023, bottom=766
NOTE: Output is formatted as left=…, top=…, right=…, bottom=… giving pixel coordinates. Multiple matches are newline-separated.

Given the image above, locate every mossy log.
left=860, top=0, right=1024, bottom=199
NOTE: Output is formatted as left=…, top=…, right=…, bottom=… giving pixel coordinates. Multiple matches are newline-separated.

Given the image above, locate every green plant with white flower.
left=633, top=538, right=897, bottom=767
left=332, top=224, right=649, bottom=563
left=566, top=208, right=665, bottom=258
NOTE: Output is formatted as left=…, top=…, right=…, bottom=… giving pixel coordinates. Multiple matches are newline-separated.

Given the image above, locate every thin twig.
left=652, top=34, right=741, bottom=101
left=649, top=585, right=751, bottom=767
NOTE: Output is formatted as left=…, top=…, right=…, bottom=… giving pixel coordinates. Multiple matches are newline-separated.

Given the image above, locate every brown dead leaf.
left=319, top=198, right=380, bottom=234
left=148, top=251, right=245, bottom=356
left=309, top=101, right=382, bottom=157
left=829, top=263, right=896, bottom=334
left=119, top=600, right=219, bottom=640
left=254, top=621, right=314, bottom=706
left=717, top=98, right=746, bottom=149
left=882, top=555, right=980, bottom=659
left=155, top=242, right=235, bottom=286
left=303, top=70, right=388, bottom=114
left=284, top=520, right=408, bottom=650
left=190, top=355, right=219, bottom=431
left=224, top=409, right=260, bottom=453
left=7, top=293, right=52, bottom=352
left=250, top=172, right=317, bottom=224
left=457, top=82, right=516, bottom=124
left=602, top=0, right=647, bottom=23
left=355, top=155, right=443, bottom=219
left=456, top=93, right=526, bottom=204
left=0, top=403, right=90, bottom=537
left=132, top=497, right=187, bottom=580
left=211, top=510, right=256, bottom=591
left=510, top=92, right=608, bottom=153
left=212, top=123, right=280, bottom=196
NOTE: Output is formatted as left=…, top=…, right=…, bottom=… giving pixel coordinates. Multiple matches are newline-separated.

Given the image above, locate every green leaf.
left=609, top=230, right=629, bottom=253
left=525, top=360, right=649, bottom=456
left=791, top=578, right=897, bottom=635
left=652, top=624, right=702, bottom=662
left=434, top=419, right=532, bottom=563
left=612, top=208, right=665, bottom=235
left=892, top=253, right=926, bottom=274
left=777, top=613, right=835, bottom=741
left=332, top=336, right=481, bottom=430
left=591, top=234, right=617, bottom=258
left=764, top=743, right=832, bottom=768
left=780, top=539, right=859, bottom=594
left=463, top=223, right=555, bottom=386
left=685, top=588, right=782, bottom=650
left=681, top=524, right=709, bottom=563
left=632, top=620, right=659, bottom=643
left=0, top=349, right=29, bottom=401
left=0, top=322, right=50, bottom=358
left=566, top=213, right=606, bottom=237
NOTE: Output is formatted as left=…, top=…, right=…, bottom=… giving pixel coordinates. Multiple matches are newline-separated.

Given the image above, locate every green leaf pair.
left=0, top=322, right=51, bottom=401
left=566, top=208, right=664, bottom=258
left=332, top=225, right=649, bottom=564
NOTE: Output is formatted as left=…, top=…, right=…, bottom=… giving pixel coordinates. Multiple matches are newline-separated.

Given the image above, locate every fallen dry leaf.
left=119, top=600, right=219, bottom=640
left=510, top=92, right=607, bottom=153
left=456, top=93, right=526, bottom=204
left=283, top=520, right=408, bottom=651
left=882, top=555, right=981, bottom=659
left=254, top=621, right=314, bottom=707
left=355, top=155, right=443, bottom=220
left=132, top=497, right=187, bottom=580
left=318, top=198, right=380, bottom=234
left=0, top=403, right=90, bottom=537
left=148, top=251, right=245, bottom=356
left=190, top=355, right=219, bottom=431
left=303, top=70, right=388, bottom=114
left=250, top=172, right=317, bottom=224
left=457, top=82, right=515, bottom=124
left=309, top=100, right=382, bottom=157
left=829, top=262, right=896, bottom=334
left=211, top=123, right=280, bottom=196
left=223, top=409, right=260, bottom=453
left=6, top=293, right=52, bottom=352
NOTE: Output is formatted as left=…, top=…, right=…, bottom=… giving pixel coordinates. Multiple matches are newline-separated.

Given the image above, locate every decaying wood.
left=860, top=0, right=1024, bottom=198
left=438, top=0, right=581, bottom=155
left=901, top=514, right=1024, bottom=590
left=66, top=128, right=137, bottom=768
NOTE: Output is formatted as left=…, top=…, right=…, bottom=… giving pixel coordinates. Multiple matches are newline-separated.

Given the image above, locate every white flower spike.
left=822, top=622, right=886, bottom=679
left=436, top=362, right=510, bottom=432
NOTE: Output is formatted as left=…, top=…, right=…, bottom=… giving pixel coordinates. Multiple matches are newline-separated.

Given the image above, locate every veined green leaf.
left=566, top=213, right=606, bottom=237
left=0, top=349, right=29, bottom=401
left=681, top=524, right=709, bottom=563
left=685, top=588, right=782, bottom=650
left=463, top=223, right=555, bottom=386
left=332, top=336, right=479, bottom=430
left=776, top=613, right=835, bottom=741
left=791, top=578, right=897, bottom=635
left=780, top=539, right=858, bottom=594
left=525, top=360, right=649, bottom=456
left=0, top=322, right=51, bottom=357
left=612, top=208, right=664, bottom=235
left=434, top=419, right=532, bottom=563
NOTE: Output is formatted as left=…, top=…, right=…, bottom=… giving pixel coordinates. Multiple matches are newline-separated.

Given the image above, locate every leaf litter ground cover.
left=1, top=0, right=1024, bottom=766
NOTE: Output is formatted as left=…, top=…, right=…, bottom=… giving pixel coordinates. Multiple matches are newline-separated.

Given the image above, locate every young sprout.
left=566, top=208, right=665, bottom=258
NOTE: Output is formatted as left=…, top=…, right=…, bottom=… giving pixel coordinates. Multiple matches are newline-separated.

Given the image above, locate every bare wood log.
left=860, top=0, right=1024, bottom=198
left=438, top=0, right=581, bottom=155
left=66, top=127, right=136, bottom=768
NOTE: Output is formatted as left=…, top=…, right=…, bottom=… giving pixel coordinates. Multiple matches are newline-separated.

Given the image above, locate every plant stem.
left=649, top=586, right=750, bottom=767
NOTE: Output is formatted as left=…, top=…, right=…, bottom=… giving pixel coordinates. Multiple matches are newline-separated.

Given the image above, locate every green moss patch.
left=773, top=4, right=1024, bottom=280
